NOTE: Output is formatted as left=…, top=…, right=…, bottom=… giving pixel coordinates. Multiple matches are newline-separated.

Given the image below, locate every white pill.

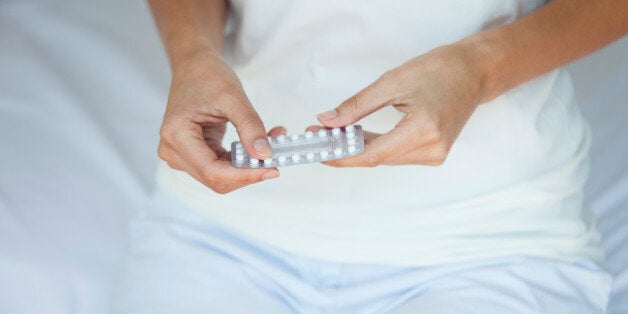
left=278, top=155, right=287, bottom=163
left=306, top=152, right=315, bottom=160
left=346, top=132, right=355, bottom=139
left=277, top=134, right=286, bottom=143
left=292, top=154, right=301, bottom=162
left=305, top=131, right=314, bottom=139
left=249, top=158, right=259, bottom=165
left=348, top=145, right=357, bottom=153
left=235, top=143, right=243, bottom=149
left=345, top=125, right=355, bottom=132
left=235, top=148, right=244, bottom=155
left=334, top=147, right=343, bottom=156
left=235, top=154, right=244, bottom=161
left=290, top=134, right=300, bottom=141
left=318, top=129, right=327, bottom=138
left=320, top=151, right=329, bottom=159
left=264, top=158, right=274, bottom=165
left=347, top=138, right=357, bottom=145
left=332, top=127, right=341, bottom=137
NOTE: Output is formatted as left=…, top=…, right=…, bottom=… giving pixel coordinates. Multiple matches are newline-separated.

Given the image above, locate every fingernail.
left=317, top=109, right=338, bottom=121
left=253, top=138, right=272, bottom=158
left=261, top=170, right=279, bottom=181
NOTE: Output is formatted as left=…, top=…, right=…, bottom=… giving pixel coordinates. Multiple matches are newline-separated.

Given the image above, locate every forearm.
left=461, top=0, right=628, bottom=103
left=147, top=0, right=228, bottom=73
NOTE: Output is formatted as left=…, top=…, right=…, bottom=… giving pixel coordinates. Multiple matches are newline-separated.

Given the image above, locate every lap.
left=389, top=258, right=612, bottom=314
left=111, top=191, right=297, bottom=314
left=112, top=189, right=612, bottom=314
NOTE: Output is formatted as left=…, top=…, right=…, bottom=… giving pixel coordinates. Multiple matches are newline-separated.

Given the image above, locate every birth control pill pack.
left=230, top=125, right=365, bottom=168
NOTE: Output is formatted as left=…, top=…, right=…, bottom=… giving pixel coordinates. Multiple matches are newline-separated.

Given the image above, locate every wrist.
left=455, top=30, right=507, bottom=104
left=169, top=37, right=219, bottom=67
left=171, top=46, right=225, bottom=80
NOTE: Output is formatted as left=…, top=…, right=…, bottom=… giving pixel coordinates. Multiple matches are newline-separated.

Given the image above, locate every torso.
left=157, top=0, right=604, bottom=266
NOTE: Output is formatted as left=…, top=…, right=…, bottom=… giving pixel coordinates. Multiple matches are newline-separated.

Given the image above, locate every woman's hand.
left=316, top=43, right=487, bottom=167
left=158, top=51, right=282, bottom=194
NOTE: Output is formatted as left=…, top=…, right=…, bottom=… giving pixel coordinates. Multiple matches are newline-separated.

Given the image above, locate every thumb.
left=221, top=98, right=272, bottom=160
left=317, top=76, right=392, bottom=128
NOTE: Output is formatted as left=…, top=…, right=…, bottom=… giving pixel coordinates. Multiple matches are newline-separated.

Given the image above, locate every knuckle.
left=159, top=126, right=174, bottom=143
left=425, top=144, right=449, bottom=166
left=166, top=161, right=182, bottom=170
left=379, top=69, right=397, bottom=82
left=365, top=151, right=386, bottom=167
left=237, top=116, right=264, bottom=134
left=157, top=145, right=170, bottom=162
left=422, top=125, right=444, bottom=145
left=379, top=69, right=403, bottom=90
left=212, top=185, right=231, bottom=195
left=341, top=95, right=360, bottom=118
left=159, top=119, right=188, bottom=146
left=432, top=142, right=449, bottom=159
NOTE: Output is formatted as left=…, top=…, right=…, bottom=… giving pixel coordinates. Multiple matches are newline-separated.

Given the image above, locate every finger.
left=317, top=74, right=394, bottom=128
left=204, top=160, right=280, bottom=194
left=267, top=125, right=287, bottom=137
left=305, top=125, right=325, bottom=132
left=157, top=141, right=188, bottom=172
left=171, top=121, right=278, bottom=191
left=217, top=95, right=272, bottom=160
left=323, top=122, right=414, bottom=167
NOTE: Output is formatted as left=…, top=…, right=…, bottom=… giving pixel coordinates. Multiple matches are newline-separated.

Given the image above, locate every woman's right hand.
left=157, top=50, right=282, bottom=194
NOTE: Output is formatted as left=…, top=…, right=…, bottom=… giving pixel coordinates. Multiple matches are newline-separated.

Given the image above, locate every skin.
left=148, top=0, right=628, bottom=194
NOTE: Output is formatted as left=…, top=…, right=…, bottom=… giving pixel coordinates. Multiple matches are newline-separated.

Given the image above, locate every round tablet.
left=334, top=147, right=343, bottom=156
left=291, top=154, right=301, bottom=162
left=290, top=134, right=299, bottom=141
left=345, top=124, right=355, bottom=132
left=264, top=158, right=274, bottom=165
left=235, top=143, right=243, bottom=149
left=320, top=151, right=329, bottom=159
left=332, top=127, right=341, bottom=137
left=306, top=152, right=315, bottom=160
left=277, top=134, right=286, bottom=143
left=249, top=158, right=259, bottom=165
left=304, top=131, right=314, bottom=139
left=235, top=148, right=244, bottom=155
left=347, top=138, right=357, bottom=145
left=348, top=145, right=357, bottom=153
left=318, top=129, right=327, bottom=138
left=235, top=154, right=244, bottom=161
left=278, top=155, right=287, bottom=163
left=346, top=132, right=356, bottom=139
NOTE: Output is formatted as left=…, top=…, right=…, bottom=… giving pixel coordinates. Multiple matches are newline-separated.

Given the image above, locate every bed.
left=0, top=1, right=626, bottom=313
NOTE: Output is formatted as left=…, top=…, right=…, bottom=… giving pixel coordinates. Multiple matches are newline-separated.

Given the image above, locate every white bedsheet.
left=571, top=37, right=628, bottom=313
left=0, top=1, right=625, bottom=313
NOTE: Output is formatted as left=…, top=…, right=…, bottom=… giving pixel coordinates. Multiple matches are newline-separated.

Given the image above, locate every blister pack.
left=230, top=125, right=365, bottom=168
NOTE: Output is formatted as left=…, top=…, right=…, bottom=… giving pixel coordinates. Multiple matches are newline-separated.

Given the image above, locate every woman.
left=114, top=0, right=627, bottom=312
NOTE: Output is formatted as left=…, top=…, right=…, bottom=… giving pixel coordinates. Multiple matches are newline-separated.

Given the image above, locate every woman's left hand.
left=315, top=43, right=488, bottom=167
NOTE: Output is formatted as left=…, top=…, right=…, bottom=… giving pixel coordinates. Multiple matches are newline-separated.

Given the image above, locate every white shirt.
left=156, top=0, right=604, bottom=267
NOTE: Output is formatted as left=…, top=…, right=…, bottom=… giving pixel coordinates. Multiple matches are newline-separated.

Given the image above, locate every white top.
left=156, top=0, right=604, bottom=267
